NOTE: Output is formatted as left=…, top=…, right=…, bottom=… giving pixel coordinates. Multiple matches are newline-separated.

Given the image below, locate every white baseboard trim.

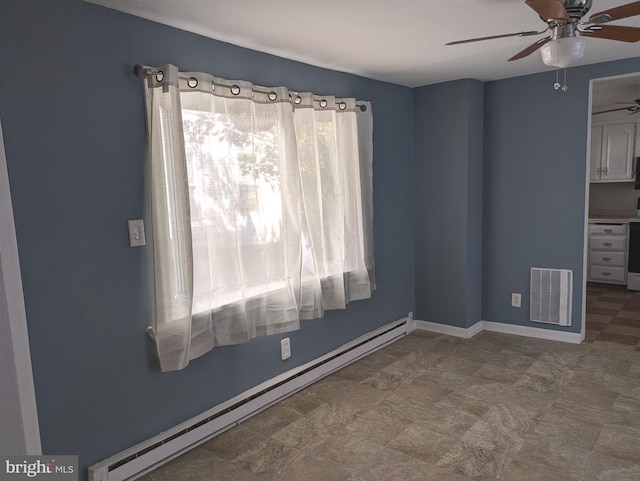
left=416, top=319, right=584, bottom=344
left=415, top=320, right=481, bottom=339
left=481, top=320, right=584, bottom=344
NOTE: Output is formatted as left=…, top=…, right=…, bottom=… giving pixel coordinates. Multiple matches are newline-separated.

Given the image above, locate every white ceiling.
left=89, top=0, right=640, bottom=88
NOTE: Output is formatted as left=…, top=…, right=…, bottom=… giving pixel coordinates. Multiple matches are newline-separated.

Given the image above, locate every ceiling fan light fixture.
left=540, top=35, right=586, bottom=68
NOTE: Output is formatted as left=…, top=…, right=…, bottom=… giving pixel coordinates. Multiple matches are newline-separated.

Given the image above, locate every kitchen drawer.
left=590, top=224, right=627, bottom=236
left=589, top=265, right=626, bottom=283
left=590, top=235, right=627, bottom=251
left=589, top=251, right=626, bottom=267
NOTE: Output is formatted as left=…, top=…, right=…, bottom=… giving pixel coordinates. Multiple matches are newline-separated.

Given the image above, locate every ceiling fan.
left=446, top=0, right=640, bottom=69
left=594, top=98, right=640, bottom=114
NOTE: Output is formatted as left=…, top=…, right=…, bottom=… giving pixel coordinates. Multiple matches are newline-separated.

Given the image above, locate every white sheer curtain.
left=141, top=64, right=374, bottom=371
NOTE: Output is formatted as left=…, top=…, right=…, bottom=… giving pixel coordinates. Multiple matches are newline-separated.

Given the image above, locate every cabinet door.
left=590, top=125, right=603, bottom=181
left=601, top=122, right=635, bottom=181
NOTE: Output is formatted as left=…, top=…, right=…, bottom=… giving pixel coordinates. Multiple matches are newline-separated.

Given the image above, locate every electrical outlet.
left=511, top=293, right=522, bottom=308
left=280, top=337, right=291, bottom=360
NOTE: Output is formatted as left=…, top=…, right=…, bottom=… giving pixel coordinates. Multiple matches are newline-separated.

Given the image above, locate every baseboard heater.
left=89, top=314, right=415, bottom=481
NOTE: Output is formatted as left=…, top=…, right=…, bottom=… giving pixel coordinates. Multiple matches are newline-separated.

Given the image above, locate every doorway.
left=584, top=73, right=640, bottom=352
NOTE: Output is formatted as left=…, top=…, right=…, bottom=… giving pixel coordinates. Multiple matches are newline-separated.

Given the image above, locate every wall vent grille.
left=530, top=268, right=572, bottom=326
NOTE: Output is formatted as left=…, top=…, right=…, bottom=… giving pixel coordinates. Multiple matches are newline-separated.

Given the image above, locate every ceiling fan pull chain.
left=553, top=38, right=561, bottom=91
left=553, top=68, right=568, bottom=92
left=554, top=66, right=561, bottom=90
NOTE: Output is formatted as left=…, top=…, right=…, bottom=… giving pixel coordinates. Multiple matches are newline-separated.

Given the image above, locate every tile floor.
left=140, top=329, right=640, bottom=481
left=585, top=282, right=640, bottom=351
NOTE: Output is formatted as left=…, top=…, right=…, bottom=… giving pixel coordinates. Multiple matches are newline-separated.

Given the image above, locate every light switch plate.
left=128, top=219, right=146, bottom=247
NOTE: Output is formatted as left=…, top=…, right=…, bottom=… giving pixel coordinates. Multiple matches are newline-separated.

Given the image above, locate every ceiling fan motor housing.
left=552, top=22, right=579, bottom=40
left=562, top=0, right=592, bottom=21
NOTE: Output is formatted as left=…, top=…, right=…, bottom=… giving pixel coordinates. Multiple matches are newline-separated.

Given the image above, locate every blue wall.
left=483, top=58, right=640, bottom=333
left=5, top=0, right=640, bottom=477
left=0, top=0, right=414, bottom=477
left=414, top=58, right=640, bottom=335
left=414, top=79, right=483, bottom=328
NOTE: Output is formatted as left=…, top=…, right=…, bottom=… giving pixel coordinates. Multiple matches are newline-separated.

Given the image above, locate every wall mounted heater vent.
left=530, top=268, right=572, bottom=326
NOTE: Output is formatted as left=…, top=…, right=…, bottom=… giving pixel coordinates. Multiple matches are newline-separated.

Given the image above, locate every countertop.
left=588, top=217, right=632, bottom=224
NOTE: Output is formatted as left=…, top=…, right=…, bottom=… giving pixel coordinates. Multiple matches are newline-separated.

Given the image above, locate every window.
left=140, top=65, right=374, bottom=371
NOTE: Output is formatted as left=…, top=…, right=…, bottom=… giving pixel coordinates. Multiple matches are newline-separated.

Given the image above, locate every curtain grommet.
left=338, top=102, right=347, bottom=111
left=294, top=95, right=302, bottom=105
left=319, top=99, right=328, bottom=108
left=358, top=104, right=367, bottom=112
left=155, top=71, right=164, bottom=83
left=231, top=85, right=241, bottom=95
left=187, top=77, right=198, bottom=88
left=211, top=80, right=215, bottom=91
left=268, top=91, right=277, bottom=101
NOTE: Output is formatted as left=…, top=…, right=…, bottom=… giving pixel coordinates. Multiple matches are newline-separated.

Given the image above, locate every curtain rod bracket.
left=133, top=64, right=148, bottom=79
left=145, top=326, right=156, bottom=343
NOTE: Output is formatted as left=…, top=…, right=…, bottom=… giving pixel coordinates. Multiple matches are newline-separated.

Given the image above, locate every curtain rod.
left=133, top=65, right=367, bottom=112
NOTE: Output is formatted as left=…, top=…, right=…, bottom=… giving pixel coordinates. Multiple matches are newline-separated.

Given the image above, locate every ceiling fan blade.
left=446, top=30, right=542, bottom=45
left=525, top=0, right=570, bottom=22
left=581, top=25, right=640, bottom=42
left=589, top=0, right=640, bottom=24
left=507, top=36, right=551, bottom=61
left=594, top=106, right=636, bottom=114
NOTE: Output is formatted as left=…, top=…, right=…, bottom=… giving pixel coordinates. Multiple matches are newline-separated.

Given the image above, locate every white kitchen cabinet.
left=590, top=121, right=636, bottom=182
left=588, top=223, right=628, bottom=285
left=590, top=125, right=603, bottom=181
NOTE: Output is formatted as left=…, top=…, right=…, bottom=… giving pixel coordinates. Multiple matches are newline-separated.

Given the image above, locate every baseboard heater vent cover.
left=88, top=314, right=414, bottom=481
